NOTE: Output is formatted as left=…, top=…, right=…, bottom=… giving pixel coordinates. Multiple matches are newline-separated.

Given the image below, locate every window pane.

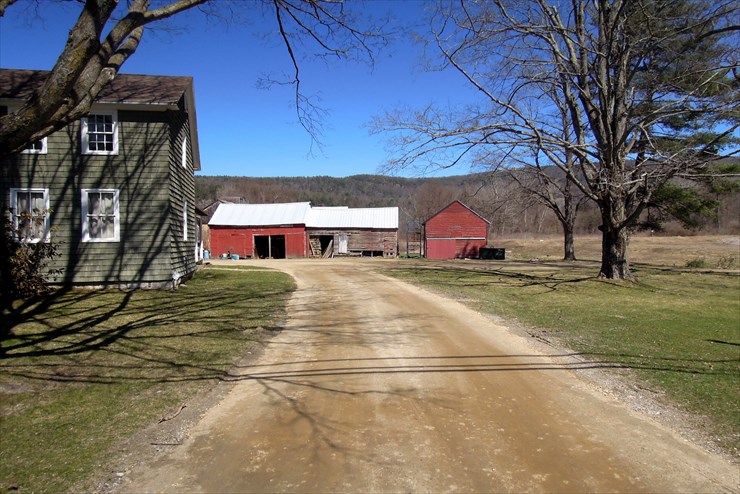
left=31, top=192, right=45, bottom=213
left=89, top=193, right=101, bottom=215
left=100, top=193, right=113, bottom=214
left=17, top=192, right=30, bottom=214
left=101, top=216, right=115, bottom=238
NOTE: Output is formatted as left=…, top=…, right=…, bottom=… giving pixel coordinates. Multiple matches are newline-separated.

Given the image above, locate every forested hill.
left=196, top=173, right=512, bottom=233
left=195, top=173, right=495, bottom=212
left=195, top=172, right=740, bottom=236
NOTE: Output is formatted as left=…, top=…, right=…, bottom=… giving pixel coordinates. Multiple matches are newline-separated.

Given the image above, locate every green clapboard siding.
left=1, top=103, right=198, bottom=288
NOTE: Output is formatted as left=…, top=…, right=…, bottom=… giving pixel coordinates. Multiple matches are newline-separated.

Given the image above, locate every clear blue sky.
left=0, top=1, right=480, bottom=177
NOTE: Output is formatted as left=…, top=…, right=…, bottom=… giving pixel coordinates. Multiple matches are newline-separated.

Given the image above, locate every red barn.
left=423, top=201, right=490, bottom=259
left=209, top=202, right=311, bottom=259
left=208, top=202, right=399, bottom=259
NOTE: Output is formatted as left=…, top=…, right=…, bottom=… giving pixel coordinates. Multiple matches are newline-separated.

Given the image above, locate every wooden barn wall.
left=425, top=202, right=488, bottom=239
left=426, top=238, right=486, bottom=260
left=209, top=226, right=306, bottom=258
left=308, top=228, right=398, bottom=257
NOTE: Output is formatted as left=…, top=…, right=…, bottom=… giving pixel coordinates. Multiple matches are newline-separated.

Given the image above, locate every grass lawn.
left=0, top=267, right=295, bottom=493
left=383, top=242, right=740, bottom=455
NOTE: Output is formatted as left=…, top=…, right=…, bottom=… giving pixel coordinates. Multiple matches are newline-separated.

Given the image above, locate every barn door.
left=338, top=234, right=348, bottom=254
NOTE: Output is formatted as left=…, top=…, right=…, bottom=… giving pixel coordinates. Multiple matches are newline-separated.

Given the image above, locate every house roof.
left=424, top=200, right=491, bottom=225
left=208, top=202, right=399, bottom=229
left=0, top=69, right=201, bottom=170
left=306, top=207, right=399, bottom=229
left=209, top=202, right=312, bottom=226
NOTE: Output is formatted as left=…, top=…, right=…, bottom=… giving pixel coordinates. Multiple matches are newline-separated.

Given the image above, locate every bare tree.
left=375, top=0, right=739, bottom=279
left=0, top=0, right=383, bottom=157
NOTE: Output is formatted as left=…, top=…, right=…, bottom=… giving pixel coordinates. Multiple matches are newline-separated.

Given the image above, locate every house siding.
left=166, top=101, right=197, bottom=283
left=1, top=106, right=193, bottom=287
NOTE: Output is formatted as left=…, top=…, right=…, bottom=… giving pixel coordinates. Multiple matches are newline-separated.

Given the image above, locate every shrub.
left=685, top=257, right=708, bottom=269
left=0, top=208, right=62, bottom=300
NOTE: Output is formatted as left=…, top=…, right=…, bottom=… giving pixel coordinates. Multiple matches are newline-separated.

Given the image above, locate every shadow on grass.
left=0, top=277, right=290, bottom=386
left=387, top=264, right=599, bottom=291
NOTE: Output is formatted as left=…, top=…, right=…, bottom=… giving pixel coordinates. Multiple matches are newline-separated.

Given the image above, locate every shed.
left=423, top=201, right=490, bottom=259
left=208, top=202, right=311, bottom=259
left=306, top=207, right=399, bottom=257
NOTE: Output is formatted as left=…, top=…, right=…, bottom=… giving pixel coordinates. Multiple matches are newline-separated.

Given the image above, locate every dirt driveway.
left=119, top=259, right=737, bottom=493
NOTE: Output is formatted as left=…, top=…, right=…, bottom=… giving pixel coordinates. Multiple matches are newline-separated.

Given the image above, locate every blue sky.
left=0, top=1, right=480, bottom=177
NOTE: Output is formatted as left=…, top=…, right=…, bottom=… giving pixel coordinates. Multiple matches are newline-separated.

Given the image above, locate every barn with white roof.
left=208, top=202, right=398, bottom=259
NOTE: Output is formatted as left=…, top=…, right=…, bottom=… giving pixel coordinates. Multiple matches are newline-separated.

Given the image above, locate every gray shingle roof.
left=0, top=69, right=192, bottom=106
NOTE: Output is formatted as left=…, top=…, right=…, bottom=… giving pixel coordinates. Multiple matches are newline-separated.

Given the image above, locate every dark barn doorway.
left=254, top=235, right=286, bottom=259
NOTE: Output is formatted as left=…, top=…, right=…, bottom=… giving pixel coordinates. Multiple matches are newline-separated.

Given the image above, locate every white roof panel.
left=208, top=202, right=398, bottom=229
left=306, top=207, right=398, bottom=229
left=208, top=202, right=311, bottom=226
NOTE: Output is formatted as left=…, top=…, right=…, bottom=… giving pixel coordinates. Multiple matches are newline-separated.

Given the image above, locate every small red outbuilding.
left=423, top=201, right=490, bottom=259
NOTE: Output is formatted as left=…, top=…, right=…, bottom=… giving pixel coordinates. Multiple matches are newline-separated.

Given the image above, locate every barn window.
left=81, top=111, right=118, bottom=155
left=81, top=189, right=120, bottom=242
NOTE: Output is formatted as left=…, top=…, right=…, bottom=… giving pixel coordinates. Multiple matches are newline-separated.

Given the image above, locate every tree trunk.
left=563, top=223, right=576, bottom=261
left=599, top=223, right=632, bottom=279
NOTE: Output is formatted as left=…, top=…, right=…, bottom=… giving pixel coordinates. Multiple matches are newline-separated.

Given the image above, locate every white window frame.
left=81, top=189, right=120, bottom=242
left=7, top=104, right=47, bottom=154
left=181, top=136, right=188, bottom=169
left=183, top=199, right=188, bottom=241
left=81, top=110, right=119, bottom=155
left=9, top=188, right=50, bottom=242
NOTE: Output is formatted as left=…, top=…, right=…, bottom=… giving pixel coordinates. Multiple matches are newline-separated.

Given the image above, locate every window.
left=7, top=105, right=47, bottom=154
left=9, top=188, right=50, bottom=242
left=181, top=136, right=188, bottom=169
left=81, top=189, right=119, bottom=242
left=183, top=200, right=188, bottom=241
left=81, top=111, right=118, bottom=155
left=23, top=138, right=47, bottom=154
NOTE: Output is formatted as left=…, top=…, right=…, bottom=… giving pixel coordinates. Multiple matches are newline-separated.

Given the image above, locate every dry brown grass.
left=496, top=234, right=740, bottom=268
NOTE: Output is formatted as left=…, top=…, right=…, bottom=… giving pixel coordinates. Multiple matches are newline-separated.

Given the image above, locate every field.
left=496, top=233, right=739, bottom=268
left=384, top=235, right=740, bottom=456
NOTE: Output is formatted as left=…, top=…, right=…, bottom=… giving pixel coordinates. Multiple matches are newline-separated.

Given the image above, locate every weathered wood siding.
left=1, top=104, right=197, bottom=287
left=307, top=228, right=398, bottom=257
left=424, top=201, right=489, bottom=259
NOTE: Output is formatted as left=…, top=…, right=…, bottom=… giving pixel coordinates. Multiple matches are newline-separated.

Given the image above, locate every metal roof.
left=306, top=207, right=398, bottom=229
left=209, top=202, right=311, bottom=226
left=208, top=202, right=399, bottom=229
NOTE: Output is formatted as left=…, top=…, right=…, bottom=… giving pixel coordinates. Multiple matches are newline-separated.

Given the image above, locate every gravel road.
left=119, top=259, right=738, bottom=493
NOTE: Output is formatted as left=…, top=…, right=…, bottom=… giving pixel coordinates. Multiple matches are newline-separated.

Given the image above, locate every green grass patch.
left=384, top=261, right=740, bottom=454
left=0, top=267, right=295, bottom=493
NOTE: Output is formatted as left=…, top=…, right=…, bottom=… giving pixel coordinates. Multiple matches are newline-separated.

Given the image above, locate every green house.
left=0, top=69, right=201, bottom=288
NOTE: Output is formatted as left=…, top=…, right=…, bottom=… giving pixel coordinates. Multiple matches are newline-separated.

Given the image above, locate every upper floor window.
left=9, top=188, right=50, bottom=242
left=181, top=136, right=188, bottom=169
left=183, top=199, right=188, bottom=241
left=81, top=189, right=120, bottom=242
left=81, top=111, right=118, bottom=155
left=7, top=104, right=47, bottom=154
left=23, top=139, right=47, bottom=154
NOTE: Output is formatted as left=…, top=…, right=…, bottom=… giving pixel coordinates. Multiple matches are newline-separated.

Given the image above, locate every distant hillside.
left=195, top=172, right=740, bottom=236
left=195, top=174, right=501, bottom=230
